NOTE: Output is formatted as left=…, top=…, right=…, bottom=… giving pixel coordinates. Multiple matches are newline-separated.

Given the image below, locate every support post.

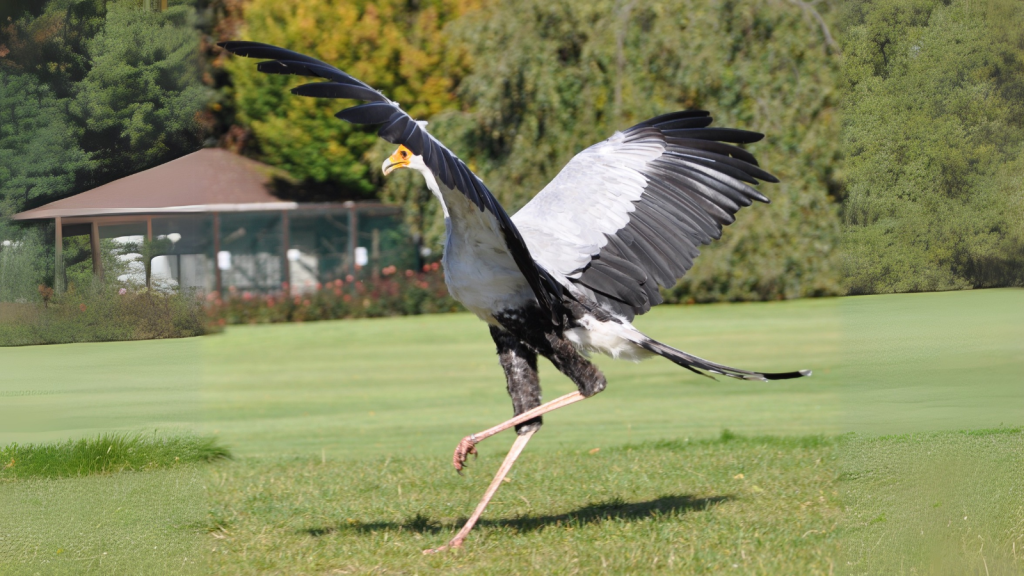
left=54, top=216, right=63, bottom=294
left=281, top=210, right=290, bottom=290
left=371, top=228, right=380, bottom=279
left=213, top=212, right=222, bottom=296
left=90, top=221, right=102, bottom=279
left=346, top=201, right=357, bottom=276
left=145, top=217, right=153, bottom=289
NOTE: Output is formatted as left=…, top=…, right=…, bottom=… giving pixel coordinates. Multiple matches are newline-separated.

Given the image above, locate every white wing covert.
left=513, top=111, right=778, bottom=320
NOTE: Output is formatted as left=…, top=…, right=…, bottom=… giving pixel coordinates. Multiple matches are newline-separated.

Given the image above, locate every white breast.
left=439, top=187, right=535, bottom=322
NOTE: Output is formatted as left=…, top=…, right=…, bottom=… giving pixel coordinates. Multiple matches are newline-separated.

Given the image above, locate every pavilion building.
left=12, top=148, right=411, bottom=294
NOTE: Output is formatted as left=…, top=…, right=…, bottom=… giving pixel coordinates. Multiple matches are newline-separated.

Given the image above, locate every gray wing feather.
left=512, top=111, right=777, bottom=320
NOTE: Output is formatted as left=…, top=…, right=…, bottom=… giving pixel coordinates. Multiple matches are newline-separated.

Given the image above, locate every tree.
left=0, top=70, right=93, bottom=230
left=0, top=0, right=108, bottom=99
left=221, top=0, right=475, bottom=198
left=71, top=1, right=211, bottom=189
left=399, top=0, right=844, bottom=302
left=840, top=0, right=1024, bottom=292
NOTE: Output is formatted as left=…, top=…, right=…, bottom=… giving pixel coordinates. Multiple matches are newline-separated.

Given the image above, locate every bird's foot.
left=422, top=537, right=465, bottom=555
left=452, top=435, right=478, bottom=472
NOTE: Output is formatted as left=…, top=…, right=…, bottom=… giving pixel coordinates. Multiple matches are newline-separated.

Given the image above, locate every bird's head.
left=382, top=143, right=443, bottom=207
left=382, top=145, right=426, bottom=176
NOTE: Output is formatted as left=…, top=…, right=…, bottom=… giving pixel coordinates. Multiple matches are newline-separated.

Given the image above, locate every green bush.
left=0, top=284, right=208, bottom=347
left=0, top=233, right=47, bottom=303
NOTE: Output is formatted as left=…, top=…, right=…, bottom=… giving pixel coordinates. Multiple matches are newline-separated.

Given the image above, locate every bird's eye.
left=400, top=150, right=409, bottom=159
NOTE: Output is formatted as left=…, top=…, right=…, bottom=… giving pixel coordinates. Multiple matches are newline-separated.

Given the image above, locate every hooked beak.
left=382, top=146, right=412, bottom=176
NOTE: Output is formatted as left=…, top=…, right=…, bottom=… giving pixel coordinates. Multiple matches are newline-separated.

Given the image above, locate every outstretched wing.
left=218, top=41, right=563, bottom=320
left=512, top=111, right=778, bottom=321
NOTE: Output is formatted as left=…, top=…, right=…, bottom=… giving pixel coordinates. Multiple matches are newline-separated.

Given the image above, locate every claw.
left=423, top=537, right=465, bottom=555
left=452, top=436, right=478, bottom=472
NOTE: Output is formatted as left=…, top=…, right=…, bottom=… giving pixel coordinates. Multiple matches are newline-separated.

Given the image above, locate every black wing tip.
left=664, top=127, right=766, bottom=144
left=217, top=40, right=263, bottom=54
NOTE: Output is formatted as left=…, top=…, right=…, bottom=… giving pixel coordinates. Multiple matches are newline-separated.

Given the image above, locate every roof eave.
left=12, top=202, right=301, bottom=221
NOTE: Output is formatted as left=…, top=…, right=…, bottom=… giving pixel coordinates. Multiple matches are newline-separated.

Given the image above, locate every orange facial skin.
left=383, top=145, right=414, bottom=175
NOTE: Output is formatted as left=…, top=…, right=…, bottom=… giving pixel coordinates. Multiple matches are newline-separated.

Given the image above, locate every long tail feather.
left=638, top=339, right=810, bottom=382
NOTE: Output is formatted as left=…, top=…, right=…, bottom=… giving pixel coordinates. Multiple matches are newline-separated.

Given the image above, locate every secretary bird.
left=220, top=41, right=811, bottom=553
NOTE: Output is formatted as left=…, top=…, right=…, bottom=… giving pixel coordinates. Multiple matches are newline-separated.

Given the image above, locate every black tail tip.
left=763, top=369, right=812, bottom=381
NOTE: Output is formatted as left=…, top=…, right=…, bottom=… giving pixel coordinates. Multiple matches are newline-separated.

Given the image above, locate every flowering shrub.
left=205, top=263, right=462, bottom=326
left=1, top=265, right=462, bottom=345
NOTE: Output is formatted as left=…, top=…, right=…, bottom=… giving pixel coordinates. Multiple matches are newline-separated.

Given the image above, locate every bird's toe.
left=423, top=537, right=464, bottom=554
left=452, top=436, right=478, bottom=472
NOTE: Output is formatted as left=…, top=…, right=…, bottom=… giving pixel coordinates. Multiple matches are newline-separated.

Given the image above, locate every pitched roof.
left=13, top=148, right=298, bottom=221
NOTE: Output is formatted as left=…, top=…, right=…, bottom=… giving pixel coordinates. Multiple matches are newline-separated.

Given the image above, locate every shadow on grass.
left=304, top=494, right=732, bottom=537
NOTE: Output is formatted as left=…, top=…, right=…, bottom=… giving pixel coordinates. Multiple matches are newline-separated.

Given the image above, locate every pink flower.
left=119, top=288, right=127, bottom=295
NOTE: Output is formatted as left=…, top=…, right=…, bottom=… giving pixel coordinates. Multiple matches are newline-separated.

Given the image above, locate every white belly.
left=440, top=189, right=534, bottom=322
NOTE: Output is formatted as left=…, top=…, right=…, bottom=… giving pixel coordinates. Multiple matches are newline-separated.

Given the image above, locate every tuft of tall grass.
left=0, top=433, right=231, bottom=480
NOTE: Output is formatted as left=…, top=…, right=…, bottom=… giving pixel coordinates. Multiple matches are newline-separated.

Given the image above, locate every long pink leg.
left=451, top=391, right=585, bottom=471
left=424, top=428, right=536, bottom=554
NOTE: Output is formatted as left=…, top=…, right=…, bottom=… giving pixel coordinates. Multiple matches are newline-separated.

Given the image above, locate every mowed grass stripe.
left=0, top=467, right=208, bottom=576
left=201, top=297, right=842, bottom=458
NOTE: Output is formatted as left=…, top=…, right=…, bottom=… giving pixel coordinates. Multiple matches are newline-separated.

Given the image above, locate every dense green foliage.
left=71, top=2, right=211, bottom=188
left=442, top=0, right=844, bottom=303
left=0, top=230, right=49, bottom=302
left=840, top=0, right=1024, bottom=293
left=0, top=284, right=208, bottom=346
left=0, top=71, right=93, bottom=235
left=0, top=433, right=230, bottom=479
left=0, top=0, right=108, bottom=99
left=220, top=0, right=475, bottom=197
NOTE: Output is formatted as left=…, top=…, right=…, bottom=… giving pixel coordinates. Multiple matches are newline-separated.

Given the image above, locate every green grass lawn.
left=200, top=293, right=842, bottom=459
left=1, top=289, right=1022, bottom=574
